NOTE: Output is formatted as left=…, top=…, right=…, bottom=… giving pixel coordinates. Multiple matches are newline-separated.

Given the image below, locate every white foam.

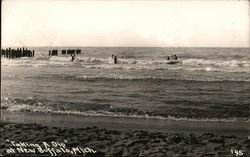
left=182, top=59, right=250, bottom=68
left=3, top=103, right=248, bottom=123
left=2, top=56, right=250, bottom=74
left=49, top=56, right=71, bottom=62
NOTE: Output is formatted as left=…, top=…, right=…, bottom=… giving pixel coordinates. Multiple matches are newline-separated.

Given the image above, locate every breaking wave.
left=2, top=56, right=249, bottom=73
left=1, top=97, right=249, bottom=123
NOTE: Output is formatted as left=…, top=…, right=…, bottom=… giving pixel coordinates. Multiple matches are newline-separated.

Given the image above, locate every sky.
left=1, top=0, right=249, bottom=47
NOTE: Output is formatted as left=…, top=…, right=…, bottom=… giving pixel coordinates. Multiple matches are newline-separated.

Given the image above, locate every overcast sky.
left=2, top=0, right=249, bottom=47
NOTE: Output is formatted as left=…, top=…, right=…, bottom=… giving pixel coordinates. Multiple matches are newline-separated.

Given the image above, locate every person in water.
left=174, top=55, right=178, bottom=60
left=70, top=54, right=75, bottom=62
left=114, top=56, right=118, bottom=64
left=111, top=54, right=114, bottom=59
left=167, top=55, right=170, bottom=60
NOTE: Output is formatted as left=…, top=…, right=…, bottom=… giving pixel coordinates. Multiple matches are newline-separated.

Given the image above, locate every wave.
left=3, top=104, right=248, bottom=123
left=75, top=75, right=250, bottom=82
left=4, top=55, right=250, bottom=67
left=1, top=97, right=249, bottom=123
left=49, top=56, right=72, bottom=62
left=2, top=56, right=249, bottom=73
left=2, top=72, right=249, bottom=82
left=39, top=56, right=250, bottom=67
left=79, top=64, right=249, bottom=73
left=182, top=59, right=250, bottom=68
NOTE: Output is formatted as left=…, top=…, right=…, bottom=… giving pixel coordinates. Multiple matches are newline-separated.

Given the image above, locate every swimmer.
left=174, top=55, right=178, bottom=60
left=70, top=54, right=75, bottom=62
left=114, top=56, right=118, bottom=64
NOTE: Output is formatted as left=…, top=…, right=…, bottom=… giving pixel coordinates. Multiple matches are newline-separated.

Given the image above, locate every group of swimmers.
left=111, top=54, right=118, bottom=64
left=167, top=55, right=178, bottom=60
left=111, top=54, right=178, bottom=64
left=70, top=54, right=178, bottom=64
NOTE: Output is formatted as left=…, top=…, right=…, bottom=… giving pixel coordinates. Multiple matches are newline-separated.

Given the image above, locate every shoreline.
left=1, top=111, right=248, bottom=137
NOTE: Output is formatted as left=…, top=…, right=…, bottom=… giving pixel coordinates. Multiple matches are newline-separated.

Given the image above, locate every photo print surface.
left=1, top=0, right=249, bottom=156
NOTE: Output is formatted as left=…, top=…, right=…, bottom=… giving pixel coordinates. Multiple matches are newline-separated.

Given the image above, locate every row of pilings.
left=1, top=48, right=35, bottom=58
left=1, top=48, right=82, bottom=58
left=49, top=49, right=81, bottom=56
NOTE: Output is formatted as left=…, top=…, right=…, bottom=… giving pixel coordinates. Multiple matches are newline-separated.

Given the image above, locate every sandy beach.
left=1, top=111, right=249, bottom=157
left=1, top=122, right=249, bottom=157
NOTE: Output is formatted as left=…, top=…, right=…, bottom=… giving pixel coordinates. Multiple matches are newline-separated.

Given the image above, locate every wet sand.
left=1, top=111, right=248, bottom=136
left=1, top=111, right=249, bottom=156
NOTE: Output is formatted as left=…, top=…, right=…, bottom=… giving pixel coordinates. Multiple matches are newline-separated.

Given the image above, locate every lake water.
left=1, top=47, right=249, bottom=122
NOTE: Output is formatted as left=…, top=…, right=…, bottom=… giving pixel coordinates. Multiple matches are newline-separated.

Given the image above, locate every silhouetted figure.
left=174, top=55, right=178, bottom=60
left=114, top=56, right=118, bottom=64
left=70, top=54, right=75, bottom=62
left=167, top=56, right=170, bottom=60
left=111, top=54, right=114, bottom=59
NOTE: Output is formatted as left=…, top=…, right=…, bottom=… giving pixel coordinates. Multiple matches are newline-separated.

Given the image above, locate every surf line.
left=5, top=139, right=97, bottom=156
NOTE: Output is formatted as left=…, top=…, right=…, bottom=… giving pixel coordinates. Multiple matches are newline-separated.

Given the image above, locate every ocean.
left=1, top=47, right=250, bottom=122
